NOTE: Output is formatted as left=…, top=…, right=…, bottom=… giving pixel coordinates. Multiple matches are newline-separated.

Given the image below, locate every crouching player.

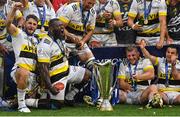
left=36, top=18, right=91, bottom=105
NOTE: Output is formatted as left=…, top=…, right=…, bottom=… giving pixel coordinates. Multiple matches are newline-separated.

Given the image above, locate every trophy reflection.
left=93, top=60, right=114, bottom=111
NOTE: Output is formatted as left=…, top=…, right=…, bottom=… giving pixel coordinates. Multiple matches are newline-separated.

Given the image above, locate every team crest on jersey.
left=43, top=38, right=51, bottom=44
left=38, top=48, right=44, bottom=54
left=62, top=7, right=68, bottom=14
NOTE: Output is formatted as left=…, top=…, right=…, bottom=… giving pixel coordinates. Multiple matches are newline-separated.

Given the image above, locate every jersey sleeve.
left=11, top=28, right=21, bottom=38
left=117, top=63, right=126, bottom=79
left=58, top=3, right=73, bottom=24
left=49, top=7, right=56, bottom=19
left=159, top=0, right=167, bottom=16
left=15, top=10, right=23, bottom=20
left=37, top=38, right=52, bottom=63
left=143, top=58, right=154, bottom=71
left=154, top=57, right=161, bottom=66
left=112, top=0, right=121, bottom=17
left=128, top=0, right=138, bottom=18
left=87, top=8, right=96, bottom=31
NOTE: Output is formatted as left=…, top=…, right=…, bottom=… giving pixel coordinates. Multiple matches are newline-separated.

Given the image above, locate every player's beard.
left=24, top=28, right=35, bottom=36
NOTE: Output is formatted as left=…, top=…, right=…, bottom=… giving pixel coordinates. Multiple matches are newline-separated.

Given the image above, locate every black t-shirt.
left=114, top=0, right=136, bottom=44
left=167, top=3, right=180, bottom=41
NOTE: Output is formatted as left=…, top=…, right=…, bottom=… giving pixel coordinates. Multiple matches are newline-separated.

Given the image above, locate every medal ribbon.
left=144, top=0, right=152, bottom=23
left=0, top=8, right=7, bottom=31
left=128, top=61, right=138, bottom=91
left=36, top=4, right=46, bottom=28
left=80, top=0, right=90, bottom=33
left=49, top=33, right=67, bottom=59
left=165, top=60, right=169, bottom=87
left=96, top=1, right=109, bottom=15
left=0, top=10, right=6, bottom=19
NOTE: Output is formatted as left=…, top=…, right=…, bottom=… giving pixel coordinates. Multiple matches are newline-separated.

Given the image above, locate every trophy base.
left=100, top=99, right=113, bottom=111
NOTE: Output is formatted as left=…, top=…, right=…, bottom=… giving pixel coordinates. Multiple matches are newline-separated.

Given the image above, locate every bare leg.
left=15, top=68, right=31, bottom=113
left=173, top=95, right=180, bottom=105
left=140, top=85, right=158, bottom=104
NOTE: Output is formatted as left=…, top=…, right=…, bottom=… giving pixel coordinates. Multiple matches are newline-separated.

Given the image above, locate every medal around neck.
left=144, top=19, right=148, bottom=24
left=40, top=26, right=45, bottom=33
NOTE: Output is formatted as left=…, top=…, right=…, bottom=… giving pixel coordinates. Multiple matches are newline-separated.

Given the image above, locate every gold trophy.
left=93, top=60, right=114, bottom=111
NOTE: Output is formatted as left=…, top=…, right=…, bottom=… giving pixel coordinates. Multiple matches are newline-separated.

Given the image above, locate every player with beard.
left=6, top=2, right=39, bottom=113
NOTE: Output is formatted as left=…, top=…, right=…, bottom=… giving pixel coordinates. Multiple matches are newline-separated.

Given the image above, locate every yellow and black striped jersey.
left=0, top=0, right=22, bottom=50
left=155, top=57, right=180, bottom=86
left=11, top=28, right=39, bottom=73
left=118, top=58, right=154, bottom=84
left=37, top=35, right=69, bottom=83
left=94, top=0, right=121, bottom=33
left=58, top=2, right=96, bottom=36
left=128, top=0, right=167, bottom=35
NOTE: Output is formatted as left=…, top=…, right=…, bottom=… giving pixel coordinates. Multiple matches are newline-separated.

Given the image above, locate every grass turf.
left=0, top=104, right=179, bottom=116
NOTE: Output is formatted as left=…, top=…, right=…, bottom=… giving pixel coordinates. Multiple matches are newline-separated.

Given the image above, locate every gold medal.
left=144, top=19, right=148, bottom=24
left=40, top=26, right=45, bottom=32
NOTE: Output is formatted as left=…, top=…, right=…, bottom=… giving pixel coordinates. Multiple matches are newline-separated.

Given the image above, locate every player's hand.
left=138, top=39, right=147, bottom=49
left=13, top=2, right=23, bottom=10
left=156, top=40, right=164, bottom=49
left=132, top=74, right=139, bottom=80
left=76, top=40, right=85, bottom=50
left=170, top=55, right=177, bottom=66
left=108, top=19, right=117, bottom=28
left=166, top=37, right=173, bottom=44
left=49, top=86, right=59, bottom=95
left=0, top=44, right=9, bottom=55
left=103, top=11, right=112, bottom=20
left=132, top=24, right=143, bottom=31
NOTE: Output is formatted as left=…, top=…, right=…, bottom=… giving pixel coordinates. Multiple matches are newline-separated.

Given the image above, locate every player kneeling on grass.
left=35, top=18, right=91, bottom=106
left=139, top=41, right=180, bottom=105
left=6, top=3, right=67, bottom=111
left=117, top=46, right=163, bottom=108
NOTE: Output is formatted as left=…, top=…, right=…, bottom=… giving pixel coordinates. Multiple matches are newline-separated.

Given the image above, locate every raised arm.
left=156, top=0, right=167, bottom=49
left=156, top=15, right=167, bottom=49
left=21, top=0, right=29, bottom=8
left=45, top=0, right=54, bottom=8
left=6, top=2, right=23, bottom=35
left=139, top=40, right=158, bottom=65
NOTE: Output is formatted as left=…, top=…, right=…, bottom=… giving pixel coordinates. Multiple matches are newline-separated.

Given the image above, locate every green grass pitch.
left=0, top=104, right=179, bottom=116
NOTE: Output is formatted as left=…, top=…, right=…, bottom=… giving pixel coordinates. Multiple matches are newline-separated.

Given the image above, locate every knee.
left=160, top=92, right=169, bottom=105
left=84, top=58, right=95, bottom=70
left=79, top=51, right=94, bottom=63
left=15, top=68, right=29, bottom=89
left=148, top=85, right=158, bottom=92
left=173, top=95, right=180, bottom=105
